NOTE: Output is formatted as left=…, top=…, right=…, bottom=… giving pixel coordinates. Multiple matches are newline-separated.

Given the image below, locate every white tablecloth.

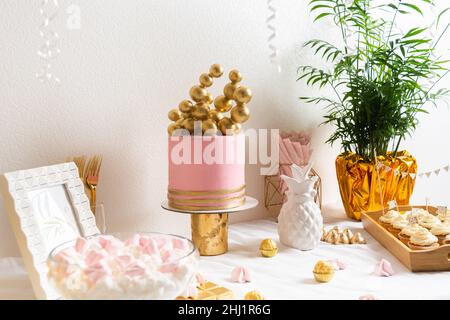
left=1, top=214, right=450, bottom=300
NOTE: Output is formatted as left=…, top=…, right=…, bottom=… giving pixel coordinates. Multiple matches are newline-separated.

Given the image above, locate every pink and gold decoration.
left=167, top=64, right=253, bottom=136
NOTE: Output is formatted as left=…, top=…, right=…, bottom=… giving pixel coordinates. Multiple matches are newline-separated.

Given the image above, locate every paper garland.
left=36, top=0, right=61, bottom=83
left=376, top=162, right=450, bottom=179
left=266, top=0, right=281, bottom=73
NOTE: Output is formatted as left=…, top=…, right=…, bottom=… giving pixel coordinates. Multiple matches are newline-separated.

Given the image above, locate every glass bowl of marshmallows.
left=47, top=232, right=199, bottom=300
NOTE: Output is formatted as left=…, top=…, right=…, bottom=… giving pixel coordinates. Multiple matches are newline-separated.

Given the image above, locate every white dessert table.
left=1, top=204, right=450, bottom=300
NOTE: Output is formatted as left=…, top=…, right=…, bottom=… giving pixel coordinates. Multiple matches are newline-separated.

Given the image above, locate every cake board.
left=162, top=196, right=258, bottom=256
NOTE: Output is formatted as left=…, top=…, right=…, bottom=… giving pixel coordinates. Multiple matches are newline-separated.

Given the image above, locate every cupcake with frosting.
left=418, top=213, right=441, bottom=229
left=430, top=222, right=450, bottom=245
left=398, top=224, right=427, bottom=244
left=388, top=216, right=409, bottom=236
left=408, top=228, right=439, bottom=250
left=378, top=210, right=400, bottom=229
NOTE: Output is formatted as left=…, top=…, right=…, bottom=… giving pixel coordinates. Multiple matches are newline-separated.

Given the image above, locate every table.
left=1, top=211, right=450, bottom=300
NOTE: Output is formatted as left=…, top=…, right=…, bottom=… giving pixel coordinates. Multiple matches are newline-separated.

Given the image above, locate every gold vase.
left=336, top=151, right=417, bottom=220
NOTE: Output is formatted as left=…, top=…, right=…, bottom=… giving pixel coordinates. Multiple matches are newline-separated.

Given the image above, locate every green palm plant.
left=299, top=0, right=450, bottom=161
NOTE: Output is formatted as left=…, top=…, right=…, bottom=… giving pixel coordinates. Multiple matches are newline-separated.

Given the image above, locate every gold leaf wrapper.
left=336, top=151, right=417, bottom=220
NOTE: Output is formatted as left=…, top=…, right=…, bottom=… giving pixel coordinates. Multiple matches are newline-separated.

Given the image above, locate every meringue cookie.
left=374, top=259, right=394, bottom=277
left=231, top=266, right=251, bottom=283
left=327, top=258, right=346, bottom=270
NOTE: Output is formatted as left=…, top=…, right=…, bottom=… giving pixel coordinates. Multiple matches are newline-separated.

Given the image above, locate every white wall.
left=1, top=0, right=449, bottom=257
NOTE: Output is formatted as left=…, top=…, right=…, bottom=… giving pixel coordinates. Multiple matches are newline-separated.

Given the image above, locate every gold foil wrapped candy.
left=167, top=64, right=253, bottom=136
left=313, top=260, right=335, bottom=283
left=244, top=290, right=265, bottom=300
left=259, top=238, right=278, bottom=257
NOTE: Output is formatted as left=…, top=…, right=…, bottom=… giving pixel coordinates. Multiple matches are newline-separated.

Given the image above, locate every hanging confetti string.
left=266, top=0, right=281, bottom=73
left=36, top=0, right=61, bottom=83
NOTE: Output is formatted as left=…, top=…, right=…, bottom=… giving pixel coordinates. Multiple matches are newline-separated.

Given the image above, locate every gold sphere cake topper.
left=167, top=64, right=253, bottom=135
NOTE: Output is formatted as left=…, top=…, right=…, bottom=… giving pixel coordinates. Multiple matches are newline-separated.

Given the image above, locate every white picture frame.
left=0, top=162, right=99, bottom=300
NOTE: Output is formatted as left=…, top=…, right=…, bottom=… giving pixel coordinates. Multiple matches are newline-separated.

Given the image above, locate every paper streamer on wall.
left=36, top=0, right=61, bottom=83
left=266, top=0, right=281, bottom=73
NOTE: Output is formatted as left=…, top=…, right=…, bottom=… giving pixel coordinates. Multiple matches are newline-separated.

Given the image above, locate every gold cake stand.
left=161, top=196, right=258, bottom=256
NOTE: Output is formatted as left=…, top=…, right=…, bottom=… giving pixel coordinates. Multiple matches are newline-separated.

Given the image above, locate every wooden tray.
left=361, top=205, right=450, bottom=272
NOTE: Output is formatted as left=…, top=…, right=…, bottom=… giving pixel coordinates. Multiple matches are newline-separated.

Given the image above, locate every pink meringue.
left=231, top=266, right=251, bottom=283
left=328, top=258, right=346, bottom=270
left=374, top=259, right=394, bottom=277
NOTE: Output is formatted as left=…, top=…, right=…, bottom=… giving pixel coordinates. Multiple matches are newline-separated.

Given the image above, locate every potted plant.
left=298, top=0, right=450, bottom=219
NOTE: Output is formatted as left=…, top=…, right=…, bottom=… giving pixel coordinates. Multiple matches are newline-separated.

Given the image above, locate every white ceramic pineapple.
left=277, top=163, right=323, bottom=251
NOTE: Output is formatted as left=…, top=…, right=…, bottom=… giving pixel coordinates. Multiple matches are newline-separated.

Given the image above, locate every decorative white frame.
left=0, top=162, right=99, bottom=300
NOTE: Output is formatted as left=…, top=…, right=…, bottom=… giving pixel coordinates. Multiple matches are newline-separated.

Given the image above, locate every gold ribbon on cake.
left=336, top=151, right=417, bottom=220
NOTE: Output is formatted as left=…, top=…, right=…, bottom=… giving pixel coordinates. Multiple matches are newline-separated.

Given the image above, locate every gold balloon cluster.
left=168, top=64, right=252, bottom=136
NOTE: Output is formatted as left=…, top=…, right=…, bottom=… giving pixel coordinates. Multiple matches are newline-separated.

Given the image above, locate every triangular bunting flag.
left=385, top=166, right=392, bottom=173
left=419, top=173, right=424, bottom=178
left=434, top=169, right=441, bottom=176
left=409, top=173, right=416, bottom=179
left=401, top=172, right=408, bottom=178
left=376, top=163, right=383, bottom=170
left=425, top=172, right=432, bottom=178
left=444, top=165, right=449, bottom=172
left=394, top=170, right=399, bottom=176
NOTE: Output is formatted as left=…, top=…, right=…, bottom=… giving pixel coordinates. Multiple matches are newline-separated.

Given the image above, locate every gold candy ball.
left=167, top=123, right=179, bottom=135
left=179, top=100, right=194, bottom=114
left=233, top=86, right=252, bottom=104
left=199, top=73, right=214, bottom=88
left=192, top=103, right=210, bottom=120
left=214, top=95, right=233, bottom=113
left=182, top=118, right=195, bottom=133
left=229, top=69, right=242, bottom=83
left=202, top=119, right=218, bottom=135
left=205, top=92, right=214, bottom=104
left=233, top=122, right=242, bottom=134
left=230, top=104, right=250, bottom=123
left=218, top=117, right=234, bottom=135
left=189, top=86, right=208, bottom=102
left=223, top=83, right=239, bottom=100
left=244, top=291, right=265, bottom=300
left=209, top=64, right=224, bottom=78
left=209, top=110, right=224, bottom=123
left=168, top=109, right=182, bottom=122
left=259, top=238, right=278, bottom=258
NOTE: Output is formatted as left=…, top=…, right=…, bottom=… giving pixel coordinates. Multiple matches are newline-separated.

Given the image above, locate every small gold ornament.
left=230, top=104, right=250, bottom=123
left=259, top=238, right=278, bottom=258
left=214, top=95, right=233, bottom=113
left=229, top=69, right=242, bottom=83
left=192, top=103, right=210, bottom=120
left=199, top=73, right=213, bottom=88
left=209, top=64, right=224, bottom=78
left=233, top=86, right=252, bottom=104
left=202, top=119, right=218, bottom=135
left=167, top=123, right=179, bottom=135
left=189, top=86, right=208, bottom=102
left=182, top=118, right=195, bottom=133
left=209, top=110, right=224, bottom=123
left=244, top=290, right=265, bottom=300
left=223, top=83, right=239, bottom=100
left=168, top=109, right=182, bottom=122
left=179, top=100, right=194, bottom=114
left=233, top=123, right=242, bottom=134
left=218, top=117, right=235, bottom=135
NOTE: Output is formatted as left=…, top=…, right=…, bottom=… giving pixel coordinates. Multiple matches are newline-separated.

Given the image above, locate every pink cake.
left=168, top=134, right=246, bottom=211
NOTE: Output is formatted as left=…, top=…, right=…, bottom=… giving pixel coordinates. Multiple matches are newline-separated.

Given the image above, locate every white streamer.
left=266, top=0, right=281, bottom=73
left=36, top=0, right=61, bottom=83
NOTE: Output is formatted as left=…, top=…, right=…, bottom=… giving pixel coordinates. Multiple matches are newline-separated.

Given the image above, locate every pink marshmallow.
left=328, top=258, right=346, bottom=270
left=125, top=263, right=146, bottom=277
left=231, top=266, right=251, bottom=283
left=115, top=255, right=133, bottom=270
left=85, top=250, right=104, bottom=266
left=172, top=238, right=189, bottom=250
left=124, top=234, right=140, bottom=247
left=159, top=262, right=179, bottom=273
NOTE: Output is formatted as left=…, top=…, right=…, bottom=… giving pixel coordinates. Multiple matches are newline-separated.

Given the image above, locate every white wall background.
left=1, top=0, right=449, bottom=257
